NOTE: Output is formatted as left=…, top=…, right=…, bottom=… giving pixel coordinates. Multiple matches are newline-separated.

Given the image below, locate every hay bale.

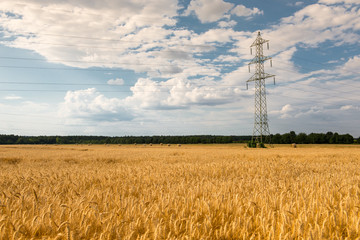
left=292, top=143, right=297, bottom=148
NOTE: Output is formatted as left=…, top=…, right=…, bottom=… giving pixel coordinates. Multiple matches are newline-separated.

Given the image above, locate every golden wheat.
left=0, top=144, right=359, bottom=239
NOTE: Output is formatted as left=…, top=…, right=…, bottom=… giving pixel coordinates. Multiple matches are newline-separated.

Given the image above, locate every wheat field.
left=0, top=144, right=360, bottom=239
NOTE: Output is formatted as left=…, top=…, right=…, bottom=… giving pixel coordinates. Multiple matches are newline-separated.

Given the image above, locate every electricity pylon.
left=247, top=31, right=275, bottom=144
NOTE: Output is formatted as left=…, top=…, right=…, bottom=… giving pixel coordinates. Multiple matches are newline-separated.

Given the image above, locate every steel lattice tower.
left=247, top=31, right=275, bottom=143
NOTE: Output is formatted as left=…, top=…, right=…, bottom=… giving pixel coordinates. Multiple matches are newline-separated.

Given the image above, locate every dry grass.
left=0, top=144, right=360, bottom=239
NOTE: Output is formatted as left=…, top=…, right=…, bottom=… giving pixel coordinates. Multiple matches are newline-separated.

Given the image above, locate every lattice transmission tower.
left=247, top=31, right=275, bottom=144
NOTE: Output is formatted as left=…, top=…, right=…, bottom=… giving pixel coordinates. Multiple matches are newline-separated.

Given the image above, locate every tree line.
left=0, top=132, right=357, bottom=145
left=271, top=131, right=355, bottom=144
left=0, top=135, right=251, bottom=145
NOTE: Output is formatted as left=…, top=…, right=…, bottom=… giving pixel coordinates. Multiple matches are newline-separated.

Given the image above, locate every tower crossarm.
left=250, top=32, right=269, bottom=47
left=246, top=73, right=275, bottom=83
left=248, top=56, right=272, bottom=65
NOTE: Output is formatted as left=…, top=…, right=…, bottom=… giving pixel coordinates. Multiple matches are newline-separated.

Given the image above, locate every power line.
left=2, top=40, right=200, bottom=51
left=0, top=76, right=359, bottom=102
left=0, top=88, right=245, bottom=93
left=0, top=65, right=121, bottom=71
left=0, top=65, right=200, bottom=73
left=0, top=56, right=220, bottom=68
left=276, top=80, right=358, bottom=94
left=3, top=34, right=358, bottom=78
left=0, top=112, right=253, bottom=127
left=1, top=49, right=359, bottom=92
left=269, top=49, right=360, bottom=76
left=275, top=83, right=359, bottom=102
left=0, top=78, right=359, bottom=99
left=3, top=33, right=358, bottom=74
left=1, top=33, right=218, bottom=49
left=273, top=65, right=360, bottom=91
left=0, top=81, right=244, bottom=87
left=2, top=33, right=359, bottom=81
left=0, top=58, right=359, bottom=92
left=0, top=81, right=232, bottom=87
left=6, top=2, right=179, bottom=23
left=0, top=43, right=359, bottom=97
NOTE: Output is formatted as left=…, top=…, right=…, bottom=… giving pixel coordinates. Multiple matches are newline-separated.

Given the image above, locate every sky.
left=0, top=0, right=359, bottom=137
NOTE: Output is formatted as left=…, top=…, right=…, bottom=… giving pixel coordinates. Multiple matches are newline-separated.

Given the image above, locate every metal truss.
left=247, top=32, right=275, bottom=143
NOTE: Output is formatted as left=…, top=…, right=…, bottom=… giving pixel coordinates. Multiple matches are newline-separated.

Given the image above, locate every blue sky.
left=0, top=0, right=359, bottom=136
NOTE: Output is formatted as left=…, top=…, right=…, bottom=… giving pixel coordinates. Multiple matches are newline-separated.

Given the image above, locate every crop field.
left=1, top=144, right=360, bottom=239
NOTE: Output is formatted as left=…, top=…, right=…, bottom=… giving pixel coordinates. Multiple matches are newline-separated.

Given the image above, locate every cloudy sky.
left=0, top=0, right=359, bottom=136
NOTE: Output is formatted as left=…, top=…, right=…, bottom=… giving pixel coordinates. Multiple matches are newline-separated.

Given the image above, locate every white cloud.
left=3, top=95, right=22, bottom=100
left=124, top=77, right=245, bottom=110
left=59, top=88, right=133, bottom=121
left=0, top=0, right=181, bottom=73
left=319, top=0, right=360, bottom=4
left=281, top=104, right=294, bottom=112
left=218, top=20, right=237, bottom=28
left=231, top=5, right=263, bottom=18
left=0, top=1, right=358, bottom=80
left=287, top=2, right=304, bottom=7
left=107, top=78, right=125, bottom=85
left=339, top=55, right=360, bottom=75
left=0, top=0, right=240, bottom=81
left=271, top=104, right=297, bottom=119
left=215, top=55, right=241, bottom=63
left=305, top=55, right=360, bottom=78
left=215, top=1, right=360, bottom=105
left=232, top=2, right=356, bottom=65
left=190, top=28, right=237, bottom=44
left=340, top=105, right=359, bottom=110
left=184, top=1, right=263, bottom=23
left=184, top=0, right=233, bottom=23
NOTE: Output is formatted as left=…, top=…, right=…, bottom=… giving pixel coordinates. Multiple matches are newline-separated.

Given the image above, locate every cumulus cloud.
left=124, top=77, right=245, bottom=110
left=0, top=0, right=184, bottom=74
left=218, top=20, right=237, bottom=28
left=271, top=104, right=297, bottom=119
left=215, top=55, right=242, bottom=63
left=0, top=0, right=239, bottom=81
left=184, top=0, right=233, bottom=23
left=59, top=88, right=133, bottom=121
left=339, top=55, right=360, bottom=75
left=269, top=3, right=360, bottom=50
left=223, top=1, right=360, bottom=97
left=287, top=2, right=304, bottom=7
left=304, top=55, right=360, bottom=79
left=4, top=0, right=357, bottom=87
left=340, top=105, right=359, bottom=111
left=3, top=95, right=22, bottom=100
left=318, top=0, right=360, bottom=4
left=185, top=1, right=263, bottom=23
left=107, top=78, right=125, bottom=85
left=231, top=5, right=263, bottom=18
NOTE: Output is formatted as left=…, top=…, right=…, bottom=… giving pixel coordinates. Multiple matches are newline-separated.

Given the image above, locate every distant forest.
left=0, top=131, right=357, bottom=144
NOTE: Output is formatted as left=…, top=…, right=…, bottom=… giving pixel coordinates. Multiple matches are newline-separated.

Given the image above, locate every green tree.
left=296, top=133, right=308, bottom=144
left=330, top=132, right=339, bottom=144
